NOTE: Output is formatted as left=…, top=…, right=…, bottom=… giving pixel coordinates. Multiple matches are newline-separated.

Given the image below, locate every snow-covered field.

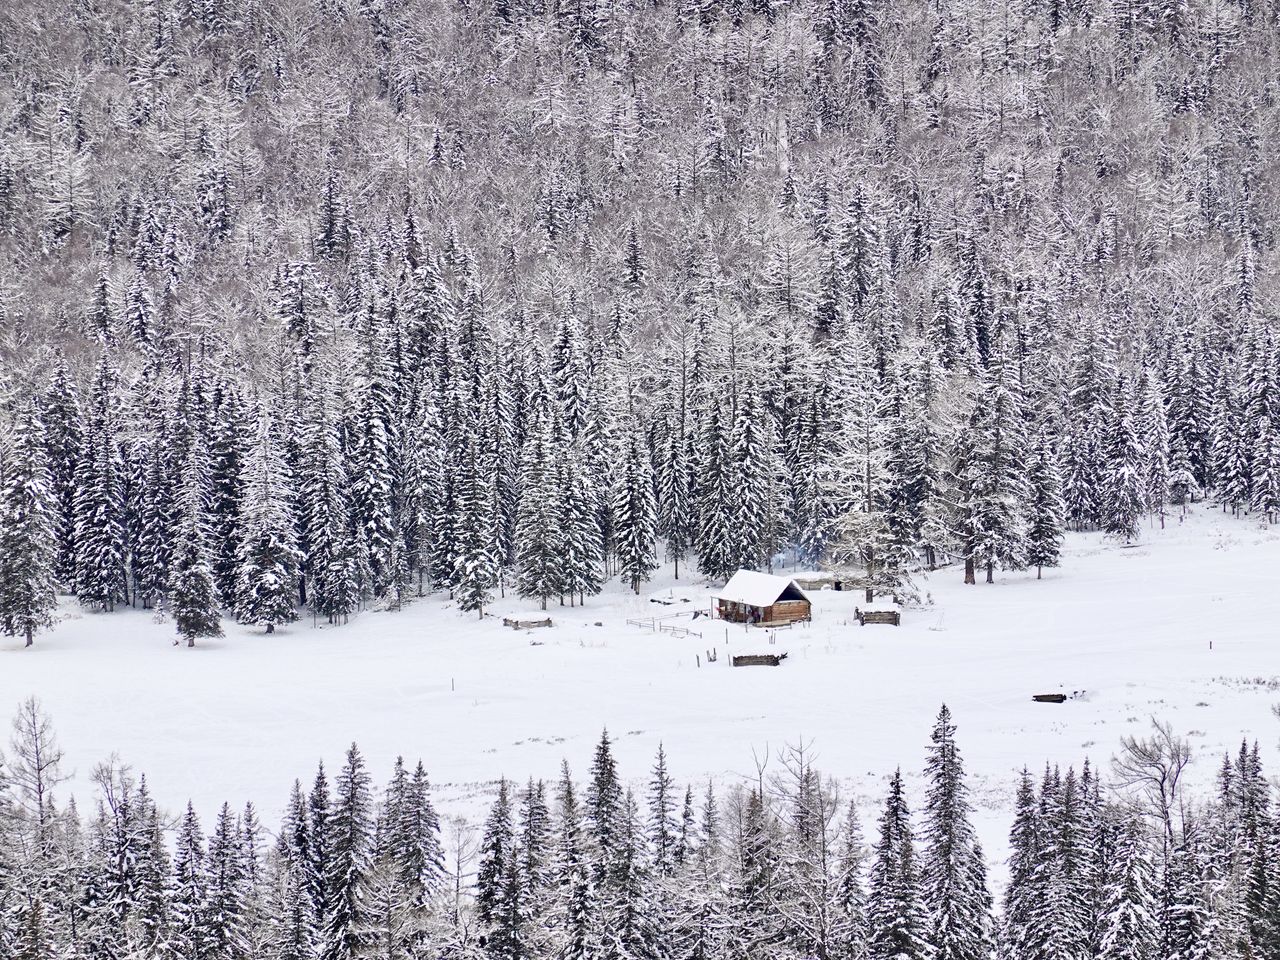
left=3, top=505, right=1278, bottom=876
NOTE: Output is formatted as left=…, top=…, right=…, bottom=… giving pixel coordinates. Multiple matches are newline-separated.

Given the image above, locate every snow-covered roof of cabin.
left=714, top=571, right=810, bottom=608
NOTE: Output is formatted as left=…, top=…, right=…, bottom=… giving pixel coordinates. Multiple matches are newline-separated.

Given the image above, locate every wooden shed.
left=714, top=571, right=812, bottom=626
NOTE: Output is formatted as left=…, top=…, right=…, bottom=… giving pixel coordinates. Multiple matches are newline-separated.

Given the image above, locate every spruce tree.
left=612, top=428, right=658, bottom=594
left=41, top=359, right=83, bottom=592
left=0, top=403, right=59, bottom=647
left=648, top=744, right=677, bottom=879
left=322, top=745, right=374, bottom=960
left=451, top=436, right=500, bottom=618
left=235, top=417, right=301, bottom=633
left=1251, top=416, right=1280, bottom=523
left=206, top=802, right=251, bottom=960
left=658, top=429, right=695, bottom=580
left=514, top=403, right=563, bottom=609
left=867, top=769, right=928, bottom=960
left=1025, top=427, right=1066, bottom=578
left=171, top=802, right=209, bottom=960
left=75, top=353, right=128, bottom=612
left=169, top=453, right=223, bottom=648
left=921, top=706, right=993, bottom=960
left=951, top=338, right=1028, bottom=584
left=1102, top=377, right=1145, bottom=542
left=588, top=730, right=623, bottom=876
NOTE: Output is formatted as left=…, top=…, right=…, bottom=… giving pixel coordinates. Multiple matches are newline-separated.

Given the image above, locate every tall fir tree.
left=612, top=427, right=658, bottom=594
left=0, top=402, right=59, bottom=647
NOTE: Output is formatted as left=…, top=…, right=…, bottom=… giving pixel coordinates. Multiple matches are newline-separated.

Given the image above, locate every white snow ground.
left=3, top=504, right=1278, bottom=880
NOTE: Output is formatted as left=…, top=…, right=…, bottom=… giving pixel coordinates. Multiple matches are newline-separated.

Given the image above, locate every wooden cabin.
left=714, top=571, right=812, bottom=626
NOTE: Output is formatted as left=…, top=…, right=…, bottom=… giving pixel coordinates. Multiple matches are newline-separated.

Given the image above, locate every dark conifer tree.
left=41, top=359, right=84, bottom=591
left=921, top=706, right=993, bottom=960
left=75, top=354, right=128, bottom=612
left=0, top=402, right=59, bottom=647
left=321, top=745, right=374, bottom=960
left=1025, top=428, right=1066, bottom=578
left=169, top=452, right=223, bottom=648
left=867, top=770, right=928, bottom=960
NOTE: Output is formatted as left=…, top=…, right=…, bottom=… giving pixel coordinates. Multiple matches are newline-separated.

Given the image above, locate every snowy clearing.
left=3, top=504, right=1278, bottom=877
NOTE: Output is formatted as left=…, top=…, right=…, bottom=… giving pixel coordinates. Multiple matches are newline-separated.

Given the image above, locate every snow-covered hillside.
left=3, top=505, right=1277, bottom=875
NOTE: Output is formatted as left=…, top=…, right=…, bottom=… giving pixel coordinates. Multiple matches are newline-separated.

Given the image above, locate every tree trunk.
left=266, top=622, right=275, bottom=634
left=187, top=635, right=195, bottom=648
left=964, top=557, right=976, bottom=584
left=1037, top=565, right=1042, bottom=580
left=25, top=625, right=33, bottom=648
left=986, top=561, right=994, bottom=584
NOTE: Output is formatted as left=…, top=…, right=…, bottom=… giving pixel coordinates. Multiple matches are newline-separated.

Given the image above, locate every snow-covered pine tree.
left=1209, top=366, right=1250, bottom=515
left=1097, top=816, right=1159, bottom=960
left=1061, top=325, right=1113, bottom=531
left=299, top=375, right=358, bottom=626
left=657, top=429, right=696, bottom=579
left=648, top=744, right=677, bottom=879
left=379, top=758, right=445, bottom=907
left=169, top=451, right=223, bottom=648
left=726, top=388, right=779, bottom=573
left=451, top=435, right=500, bottom=618
left=558, top=449, right=604, bottom=606
left=133, top=432, right=176, bottom=610
left=551, top=761, right=595, bottom=960
left=308, top=764, right=333, bottom=937
left=477, top=778, right=527, bottom=958
left=1025, top=427, right=1066, bottom=578
left=321, top=744, right=374, bottom=960
left=350, top=325, right=398, bottom=601
left=867, top=769, right=928, bottom=960
left=612, top=427, right=658, bottom=594
left=696, top=406, right=735, bottom=582
left=208, top=381, right=252, bottom=607
left=514, top=399, right=563, bottom=609
left=41, top=358, right=83, bottom=592
left=588, top=730, right=623, bottom=878
left=832, top=800, right=869, bottom=958
left=235, top=416, right=301, bottom=633
left=0, top=402, right=59, bottom=647
left=1251, top=416, right=1280, bottom=523
left=1001, top=769, right=1043, bottom=958
left=950, top=336, right=1028, bottom=584
left=519, top=777, right=552, bottom=911
left=1101, top=376, right=1145, bottom=542
left=205, top=802, right=252, bottom=959
left=171, top=802, right=210, bottom=960
left=75, top=353, right=129, bottom=612
left=921, top=705, right=993, bottom=960
left=1166, top=338, right=1215, bottom=493
left=1137, top=371, right=1171, bottom=526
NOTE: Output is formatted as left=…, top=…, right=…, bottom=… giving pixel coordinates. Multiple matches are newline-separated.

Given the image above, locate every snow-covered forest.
left=2, top=0, right=1280, bottom=644
left=0, top=698, right=1276, bottom=959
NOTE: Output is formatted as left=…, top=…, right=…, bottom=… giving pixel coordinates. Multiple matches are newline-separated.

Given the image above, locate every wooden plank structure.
left=714, top=571, right=812, bottom=626
left=503, top=617, right=553, bottom=630
left=856, top=607, right=901, bottom=626
left=732, top=653, right=789, bottom=667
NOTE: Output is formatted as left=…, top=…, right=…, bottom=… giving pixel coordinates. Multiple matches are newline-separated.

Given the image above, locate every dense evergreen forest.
left=2, top=0, right=1280, bottom=643
left=0, top=701, right=1277, bottom=958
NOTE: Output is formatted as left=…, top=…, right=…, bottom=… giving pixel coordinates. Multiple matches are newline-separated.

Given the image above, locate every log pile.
left=731, top=653, right=789, bottom=667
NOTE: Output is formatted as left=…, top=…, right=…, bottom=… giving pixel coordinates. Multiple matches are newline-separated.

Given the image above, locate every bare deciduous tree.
left=1111, top=717, right=1191, bottom=850
left=8, top=696, right=66, bottom=848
